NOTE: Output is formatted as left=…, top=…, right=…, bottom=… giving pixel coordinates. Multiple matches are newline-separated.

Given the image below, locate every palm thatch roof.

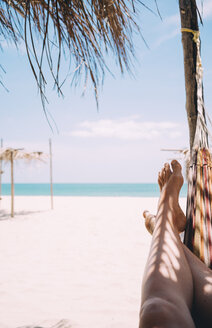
left=0, top=148, right=45, bottom=162
left=0, top=147, right=47, bottom=217
left=0, top=1, right=153, bottom=111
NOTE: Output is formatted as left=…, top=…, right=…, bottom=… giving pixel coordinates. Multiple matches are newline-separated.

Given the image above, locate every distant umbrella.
left=0, top=148, right=45, bottom=217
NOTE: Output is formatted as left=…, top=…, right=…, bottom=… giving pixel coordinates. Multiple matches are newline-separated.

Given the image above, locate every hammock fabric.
left=182, top=28, right=212, bottom=268
left=184, top=148, right=212, bottom=269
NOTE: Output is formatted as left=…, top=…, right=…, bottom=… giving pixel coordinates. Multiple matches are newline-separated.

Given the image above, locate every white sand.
left=0, top=196, right=186, bottom=328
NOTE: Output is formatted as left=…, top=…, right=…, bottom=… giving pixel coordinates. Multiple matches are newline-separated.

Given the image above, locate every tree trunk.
left=178, top=0, right=199, bottom=150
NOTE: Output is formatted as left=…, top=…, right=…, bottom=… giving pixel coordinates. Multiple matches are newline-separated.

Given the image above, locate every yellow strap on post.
left=181, top=28, right=200, bottom=43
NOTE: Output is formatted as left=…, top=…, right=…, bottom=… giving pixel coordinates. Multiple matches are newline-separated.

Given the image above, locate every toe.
left=158, top=173, right=163, bottom=190
left=143, top=211, right=155, bottom=234
left=158, top=170, right=163, bottom=182
left=162, top=167, right=166, bottom=183
left=143, top=210, right=149, bottom=219
left=171, top=160, right=182, bottom=173
left=164, top=163, right=171, bottom=179
left=143, top=210, right=154, bottom=220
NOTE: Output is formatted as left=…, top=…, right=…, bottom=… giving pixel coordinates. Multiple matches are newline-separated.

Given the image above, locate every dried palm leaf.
left=0, top=0, right=155, bottom=113
left=0, top=148, right=45, bottom=162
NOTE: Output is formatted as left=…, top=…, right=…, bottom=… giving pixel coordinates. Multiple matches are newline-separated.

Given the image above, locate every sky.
left=0, top=0, right=212, bottom=183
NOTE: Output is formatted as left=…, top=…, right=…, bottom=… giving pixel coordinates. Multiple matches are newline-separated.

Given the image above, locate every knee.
left=139, top=297, right=177, bottom=328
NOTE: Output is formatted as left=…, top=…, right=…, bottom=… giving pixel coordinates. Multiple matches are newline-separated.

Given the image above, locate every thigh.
left=183, top=246, right=212, bottom=326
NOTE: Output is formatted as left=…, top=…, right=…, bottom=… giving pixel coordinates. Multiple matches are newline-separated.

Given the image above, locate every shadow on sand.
left=17, top=319, right=73, bottom=328
left=0, top=209, right=48, bottom=221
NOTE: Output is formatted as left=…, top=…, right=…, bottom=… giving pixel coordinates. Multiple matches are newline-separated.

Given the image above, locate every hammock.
left=184, top=148, right=212, bottom=268
left=182, top=28, right=212, bottom=269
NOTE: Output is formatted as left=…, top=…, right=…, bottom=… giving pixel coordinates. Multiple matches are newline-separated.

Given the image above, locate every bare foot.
left=143, top=160, right=186, bottom=233
left=143, top=211, right=156, bottom=235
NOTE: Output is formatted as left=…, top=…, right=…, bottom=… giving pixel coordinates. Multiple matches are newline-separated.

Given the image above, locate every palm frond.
left=0, top=0, right=152, bottom=111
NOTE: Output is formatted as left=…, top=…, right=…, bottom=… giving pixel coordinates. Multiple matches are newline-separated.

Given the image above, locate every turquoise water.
left=1, top=183, right=188, bottom=197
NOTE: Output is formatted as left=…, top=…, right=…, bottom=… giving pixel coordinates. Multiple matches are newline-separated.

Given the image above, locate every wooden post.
left=178, top=0, right=206, bottom=150
left=49, top=139, right=53, bottom=210
left=0, top=138, right=3, bottom=202
left=11, top=151, right=14, bottom=217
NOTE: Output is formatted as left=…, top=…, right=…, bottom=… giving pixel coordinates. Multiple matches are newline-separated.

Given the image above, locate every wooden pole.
left=11, top=151, right=14, bottom=217
left=49, top=139, right=53, bottom=210
left=0, top=138, right=3, bottom=202
left=178, top=0, right=206, bottom=150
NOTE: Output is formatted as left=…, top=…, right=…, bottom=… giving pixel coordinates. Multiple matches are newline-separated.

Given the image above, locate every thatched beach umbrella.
left=0, top=139, right=3, bottom=202
left=0, top=0, right=143, bottom=110
left=0, top=148, right=45, bottom=217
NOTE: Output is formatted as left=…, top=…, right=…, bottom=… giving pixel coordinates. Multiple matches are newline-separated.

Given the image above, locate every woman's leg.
left=139, top=161, right=195, bottom=328
left=183, top=245, right=212, bottom=328
left=143, top=211, right=212, bottom=327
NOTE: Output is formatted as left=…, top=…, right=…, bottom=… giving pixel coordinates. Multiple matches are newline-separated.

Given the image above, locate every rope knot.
left=181, top=28, right=200, bottom=43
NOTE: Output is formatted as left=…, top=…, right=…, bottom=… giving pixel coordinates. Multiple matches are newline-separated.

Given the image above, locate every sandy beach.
left=0, top=196, right=186, bottom=328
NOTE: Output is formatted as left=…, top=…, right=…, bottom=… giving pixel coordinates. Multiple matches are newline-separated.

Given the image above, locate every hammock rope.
left=182, top=28, right=212, bottom=268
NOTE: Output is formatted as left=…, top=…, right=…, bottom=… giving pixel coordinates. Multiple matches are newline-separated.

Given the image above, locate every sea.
left=0, top=183, right=188, bottom=197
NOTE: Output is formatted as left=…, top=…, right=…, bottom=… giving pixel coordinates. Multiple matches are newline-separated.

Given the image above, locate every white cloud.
left=153, top=11, right=180, bottom=48
left=197, top=0, right=212, bottom=19
left=164, top=14, right=180, bottom=27
left=204, top=2, right=212, bottom=19
left=154, top=28, right=179, bottom=48
left=65, top=118, right=184, bottom=141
